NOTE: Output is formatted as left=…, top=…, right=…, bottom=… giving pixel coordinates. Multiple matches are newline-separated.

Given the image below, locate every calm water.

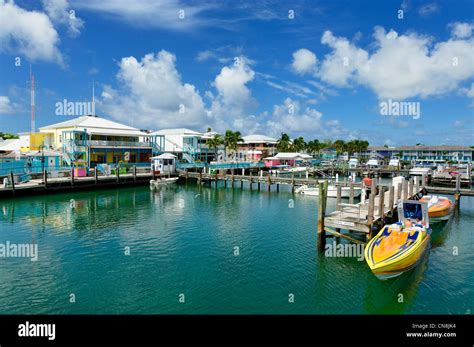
left=0, top=181, right=473, bottom=314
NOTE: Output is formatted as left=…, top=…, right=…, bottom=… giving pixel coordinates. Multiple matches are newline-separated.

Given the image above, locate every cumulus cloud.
left=0, top=0, right=63, bottom=64
left=265, top=98, right=323, bottom=137
left=100, top=50, right=207, bottom=129
left=208, top=57, right=258, bottom=131
left=291, top=48, right=317, bottom=75
left=450, top=22, right=474, bottom=39
left=42, top=0, right=84, bottom=37
left=308, top=25, right=474, bottom=100
left=0, top=96, right=16, bottom=114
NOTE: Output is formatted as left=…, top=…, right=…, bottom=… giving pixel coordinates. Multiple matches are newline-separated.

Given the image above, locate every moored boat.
left=149, top=177, right=179, bottom=190
left=419, top=195, right=453, bottom=219
left=365, top=200, right=431, bottom=280
left=296, top=184, right=362, bottom=198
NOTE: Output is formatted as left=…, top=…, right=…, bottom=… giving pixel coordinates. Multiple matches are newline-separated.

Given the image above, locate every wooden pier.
left=318, top=174, right=473, bottom=250
left=0, top=167, right=158, bottom=198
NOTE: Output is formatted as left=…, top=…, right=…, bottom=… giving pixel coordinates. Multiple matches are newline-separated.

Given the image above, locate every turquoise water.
left=0, top=182, right=472, bottom=314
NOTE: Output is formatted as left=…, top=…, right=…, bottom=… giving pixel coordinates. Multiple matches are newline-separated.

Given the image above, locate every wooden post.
left=10, top=171, right=15, bottom=194
left=408, top=178, right=413, bottom=197
left=403, top=179, right=408, bottom=200
left=231, top=172, right=235, bottom=189
left=116, top=165, right=120, bottom=183
left=240, top=178, right=243, bottom=189
left=133, top=165, right=137, bottom=182
left=291, top=174, right=295, bottom=193
left=421, top=173, right=426, bottom=189
left=249, top=171, right=253, bottom=190
left=267, top=174, right=271, bottom=191
left=367, top=192, right=375, bottom=240
left=455, top=174, right=461, bottom=207
left=371, top=178, right=376, bottom=197
left=95, top=167, right=98, bottom=184
left=43, top=169, right=48, bottom=188
left=276, top=183, right=279, bottom=192
left=70, top=167, right=74, bottom=186
left=396, top=182, right=402, bottom=201
left=388, top=185, right=395, bottom=210
left=378, top=186, right=385, bottom=221
left=317, top=181, right=328, bottom=251
left=336, top=185, right=342, bottom=211
left=199, top=171, right=202, bottom=184
left=349, top=182, right=354, bottom=204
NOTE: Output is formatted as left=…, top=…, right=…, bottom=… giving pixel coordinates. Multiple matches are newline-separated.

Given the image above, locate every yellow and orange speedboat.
left=365, top=200, right=431, bottom=280
left=419, top=195, right=453, bottom=219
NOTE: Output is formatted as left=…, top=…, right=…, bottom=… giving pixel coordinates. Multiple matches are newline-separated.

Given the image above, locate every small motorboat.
left=419, top=195, right=453, bottom=219
left=149, top=177, right=179, bottom=190
left=295, top=184, right=362, bottom=198
left=365, top=200, right=432, bottom=280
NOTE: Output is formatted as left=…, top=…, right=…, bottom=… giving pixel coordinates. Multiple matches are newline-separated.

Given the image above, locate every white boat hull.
left=298, top=185, right=362, bottom=198
left=150, top=177, right=179, bottom=190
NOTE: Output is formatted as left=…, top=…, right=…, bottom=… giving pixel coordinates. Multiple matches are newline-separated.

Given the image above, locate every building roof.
left=242, top=134, right=278, bottom=144
left=367, top=146, right=396, bottom=151
left=265, top=152, right=312, bottom=160
left=396, top=145, right=473, bottom=151
left=152, top=128, right=202, bottom=136
left=39, top=115, right=147, bottom=137
left=150, top=153, right=177, bottom=160
left=0, top=138, right=29, bottom=151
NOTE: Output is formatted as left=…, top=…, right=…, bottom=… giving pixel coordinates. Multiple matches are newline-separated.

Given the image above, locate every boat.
left=296, top=184, right=362, bottom=198
left=270, top=165, right=307, bottom=175
left=409, top=167, right=432, bottom=177
left=365, top=200, right=431, bottom=280
left=149, top=177, right=179, bottom=190
left=419, top=195, right=453, bottom=220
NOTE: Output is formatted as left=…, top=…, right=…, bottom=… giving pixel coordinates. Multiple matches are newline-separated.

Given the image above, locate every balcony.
left=88, top=140, right=152, bottom=148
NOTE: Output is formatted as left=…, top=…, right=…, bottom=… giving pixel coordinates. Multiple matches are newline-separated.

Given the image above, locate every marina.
left=0, top=178, right=472, bottom=314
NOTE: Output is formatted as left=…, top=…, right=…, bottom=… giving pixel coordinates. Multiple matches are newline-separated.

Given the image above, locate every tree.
left=307, top=139, right=323, bottom=156
left=277, top=133, right=291, bottom=152
left=206, top=134, right=223, bottom=161
left=0, top=132, right=19, bottom=139
left=333, top=139, right=346, bottom=158
left=224, top=130, right=243, bottom=160
left=292, top=136, right=306, bottom=152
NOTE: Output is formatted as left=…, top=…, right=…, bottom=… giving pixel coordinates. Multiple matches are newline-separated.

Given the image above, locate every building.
left=365, top=145, right=473, bottom=164
left=39, top=115, right=164, bottom=167
left=151, top=128, right=202, bottom=163
left=263, top=152, right=313, bottom=167
left=239, top=135, right=278, bottom=160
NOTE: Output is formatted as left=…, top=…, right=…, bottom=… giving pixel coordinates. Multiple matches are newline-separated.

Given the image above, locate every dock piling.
left=70, top=168, right=74, bottom=187
left=10, top=171, right=15, bottom=194
left=317, top=180, right=328, bottom=251
left=95, top=167, right=98, bottom=184
left=43, top=169, right=48, bottom=188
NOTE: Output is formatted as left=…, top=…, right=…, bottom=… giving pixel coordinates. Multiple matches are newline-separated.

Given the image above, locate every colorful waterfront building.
left=151, top=128, right=202, bottom=163
left=240, top=135, right=278, bottom=160
left=38, top=115, right=164, bottom=167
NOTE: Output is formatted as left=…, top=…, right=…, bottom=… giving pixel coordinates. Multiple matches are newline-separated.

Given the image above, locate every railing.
left=176, top=162, right=265, bottom=170
left=88, top=140, right=152, bottom=148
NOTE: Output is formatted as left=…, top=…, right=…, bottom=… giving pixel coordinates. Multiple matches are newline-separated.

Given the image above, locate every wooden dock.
left=0, top=167, right=161, bottom=198
left=318, top=174, right=473, bottom=250
left=179, top=170, right=363, bottom=192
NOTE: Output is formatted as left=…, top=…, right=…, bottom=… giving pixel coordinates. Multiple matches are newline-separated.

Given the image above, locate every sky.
left=0, top=0, right=473, bottom=146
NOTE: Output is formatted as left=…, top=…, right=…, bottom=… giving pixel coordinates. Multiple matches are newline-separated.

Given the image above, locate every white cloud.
left=418, top=2, right=439, bottom=16
left=100, top=50, right=207, bottom=129
left=265, top=98, right=323, bottom=137
left=291, top=48, right=318, bottom=75
left=0, top=0, right=63, bottom=64
left=315, top=26, right=474, bottom=100
left=449, top=22, right=474, bottom=39
left=72, top=0, right=215, bottom=31
left=42, top=0, right=84, bottom=37
left=0, top=96, right=16, bottom=114
left=208, top=57, right=258, bottom=131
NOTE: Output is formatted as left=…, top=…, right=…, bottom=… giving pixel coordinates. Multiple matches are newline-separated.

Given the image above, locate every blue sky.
left=0, top=0, right=473, bottom=146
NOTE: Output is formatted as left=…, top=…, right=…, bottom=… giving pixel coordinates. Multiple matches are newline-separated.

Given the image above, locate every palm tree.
left=333, top=139, right=346, bottom=159
left=277, top=133, right=291, bottom=152
left=292, top=136, right=306, bottom=153
left=206, top=134, right=223, bottom=161
left=224, top=130, right=243, bottom=160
